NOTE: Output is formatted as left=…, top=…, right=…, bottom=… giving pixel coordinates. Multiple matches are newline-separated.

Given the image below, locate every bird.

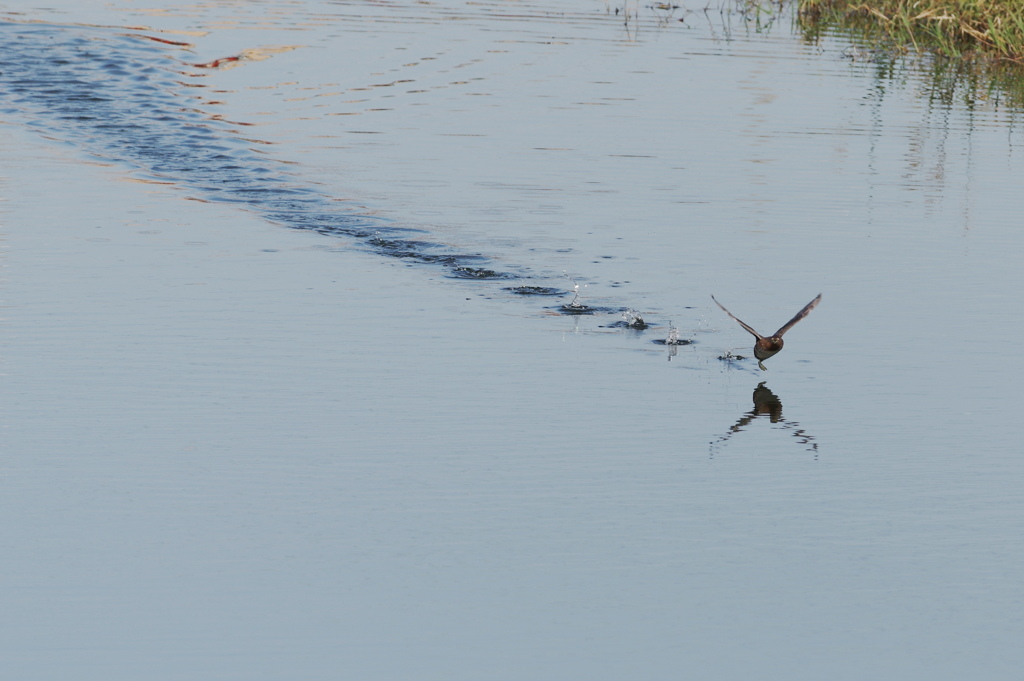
left=711, top=293, right=821, bottom=370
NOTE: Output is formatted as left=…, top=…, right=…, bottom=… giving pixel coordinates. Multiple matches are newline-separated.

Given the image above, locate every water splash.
left=621, top=308, right=648, bottom=330
left=666, top=321, right=680, bottom=345
left=560, top=273, right=593, bottom=315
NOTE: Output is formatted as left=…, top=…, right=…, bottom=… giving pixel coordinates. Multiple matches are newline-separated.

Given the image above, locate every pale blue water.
left=2, top=1, right=1023, bottom=679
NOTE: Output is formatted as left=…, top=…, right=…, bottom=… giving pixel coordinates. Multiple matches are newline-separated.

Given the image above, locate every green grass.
left=798, top=0, right=1024, bottom=61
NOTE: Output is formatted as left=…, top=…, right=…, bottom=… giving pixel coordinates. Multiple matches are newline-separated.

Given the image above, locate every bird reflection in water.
left=710, top=382, right=818, bottom=457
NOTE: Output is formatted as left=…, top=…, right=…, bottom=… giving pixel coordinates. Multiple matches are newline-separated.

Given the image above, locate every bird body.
left=712, top=294, right=821, bottom=370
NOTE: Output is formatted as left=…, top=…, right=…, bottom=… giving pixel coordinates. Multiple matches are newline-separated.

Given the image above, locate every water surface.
left=2, top=1, right=1023, bottom=679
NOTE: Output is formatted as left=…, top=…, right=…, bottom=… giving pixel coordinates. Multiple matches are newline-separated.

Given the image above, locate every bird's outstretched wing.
left=711, top=295, right=764, bottom=340
left=773, top=293, right=822, bottom=338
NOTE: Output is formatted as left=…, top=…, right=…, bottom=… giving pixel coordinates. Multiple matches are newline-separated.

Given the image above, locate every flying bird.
left=711, top=293, right=821, bottom=370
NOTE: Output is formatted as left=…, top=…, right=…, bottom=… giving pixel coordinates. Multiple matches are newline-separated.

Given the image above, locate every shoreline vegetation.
left=796, top=1, right=1024, bottom=62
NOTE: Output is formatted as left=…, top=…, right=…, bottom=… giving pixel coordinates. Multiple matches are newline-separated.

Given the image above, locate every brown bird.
left=711, top=293, right=821, bottom=370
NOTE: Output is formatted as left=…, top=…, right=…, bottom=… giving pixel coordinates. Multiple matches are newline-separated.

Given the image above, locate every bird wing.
left=711, top=295, right=764, bottom=340
left=773, top=293, right=822, bottom=337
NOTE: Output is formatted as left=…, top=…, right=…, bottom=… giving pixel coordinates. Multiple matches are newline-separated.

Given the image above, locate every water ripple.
left=0, top=21, right=545, bottom=287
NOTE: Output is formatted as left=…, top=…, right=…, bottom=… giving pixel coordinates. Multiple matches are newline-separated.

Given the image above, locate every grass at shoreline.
left=797, top=1, right=1024, bottom=61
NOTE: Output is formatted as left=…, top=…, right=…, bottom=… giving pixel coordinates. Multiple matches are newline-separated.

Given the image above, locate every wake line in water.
left=1, top=21, right=611, bottom=302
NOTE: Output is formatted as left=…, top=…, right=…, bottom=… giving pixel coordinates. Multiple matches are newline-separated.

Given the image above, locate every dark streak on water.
left=0, top=22, right=565, bottom=293
left=505, top=286, right=566, bottom=296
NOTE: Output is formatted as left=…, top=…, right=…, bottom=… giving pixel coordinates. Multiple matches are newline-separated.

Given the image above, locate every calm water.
left=2, top=1, right=1024, bottom=679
